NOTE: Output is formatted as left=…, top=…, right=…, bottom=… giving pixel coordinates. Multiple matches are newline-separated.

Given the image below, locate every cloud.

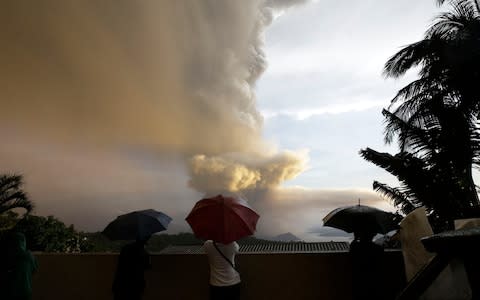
left=0, top=1, right=263, bottom=154
left=0, top=137, right=202, bottom=231
left=248, top=186, right=394, bottom=239
left=0, top=0, right=311, bottom=229
left=188, top=150, right=307, bottom=193
left=0, top=0, right=309, bottom=191
left=261, top=100, right=385, bottom=120
left=0, top=0, right=410, bottom=237
left=257, top=0, right=439, bottom=115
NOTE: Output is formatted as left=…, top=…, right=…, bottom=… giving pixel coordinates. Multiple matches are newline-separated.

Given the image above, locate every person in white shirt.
left=203, top=240, right=241, bottom=300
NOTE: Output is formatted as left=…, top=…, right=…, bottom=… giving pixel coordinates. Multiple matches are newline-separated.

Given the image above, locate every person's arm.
left=233, top=241, right=239, bottom=254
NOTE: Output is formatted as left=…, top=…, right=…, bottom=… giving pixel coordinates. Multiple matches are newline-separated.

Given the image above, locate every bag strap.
left=213, top=242, right=239, bottom=273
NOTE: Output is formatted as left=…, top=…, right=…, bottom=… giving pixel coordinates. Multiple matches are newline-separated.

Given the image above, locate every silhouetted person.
left=1, top=232, right=38, bottom=300
left=112, top=236, right=151, bottom=300
left=203, top=240, right=241, bottom=300
left=350, top=230, right=385, bottom=300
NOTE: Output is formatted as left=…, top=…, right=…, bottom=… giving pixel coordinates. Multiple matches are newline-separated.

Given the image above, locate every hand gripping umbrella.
left=102, top=209, right=172, bottom=241
left=186, top=194, right=260, bottom=244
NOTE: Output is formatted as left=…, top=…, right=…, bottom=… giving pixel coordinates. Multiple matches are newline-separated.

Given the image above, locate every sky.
left=0, top=0, right=444, bottom=240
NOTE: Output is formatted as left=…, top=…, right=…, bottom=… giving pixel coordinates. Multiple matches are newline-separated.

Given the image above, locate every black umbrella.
left=323, top=204, right=399, bottom=234
left=102, top=209, right=172, bottom=241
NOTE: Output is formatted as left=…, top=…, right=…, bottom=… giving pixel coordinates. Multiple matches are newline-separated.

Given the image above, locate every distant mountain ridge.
left=310, top=226, right=353, bottom=238
left=269, top=232, right=302, bottom=242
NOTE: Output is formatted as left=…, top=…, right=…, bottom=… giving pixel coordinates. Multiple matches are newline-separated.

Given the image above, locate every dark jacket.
left=1, top=232, right=38, bottom=300
left=350, top=239, right=384, bottom=300
left=112, top=242, right=151, bottom=298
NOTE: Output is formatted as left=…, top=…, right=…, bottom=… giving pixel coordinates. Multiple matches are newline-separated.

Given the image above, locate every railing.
left=32, top=251, right=405, bottom=300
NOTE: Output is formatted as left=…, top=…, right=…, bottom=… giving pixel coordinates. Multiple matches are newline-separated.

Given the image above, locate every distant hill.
left=260, top=232, right=302, bottom=242
left=273, top=232, right=302, bottom=242
left=309, top=226, right=353, bottom=239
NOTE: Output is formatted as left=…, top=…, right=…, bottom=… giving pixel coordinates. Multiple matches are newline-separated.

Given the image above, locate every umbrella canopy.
left=186, top=194, right=260, bottom=244
left=323, top=204, right=399, bottom=234
left=102, top=209, right=172, bottom=241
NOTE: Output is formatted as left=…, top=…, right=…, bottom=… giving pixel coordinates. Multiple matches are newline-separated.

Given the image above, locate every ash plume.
left=0, top=0, right=309, bottom=228
left=188, top=150, right=307, bottom=194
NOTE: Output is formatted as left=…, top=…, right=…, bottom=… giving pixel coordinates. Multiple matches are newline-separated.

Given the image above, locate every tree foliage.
left=11, top=214, right=93, bottom=253
left=0, top=174, right=33, bottom=215
left=361, top=0, right=480, bottom=230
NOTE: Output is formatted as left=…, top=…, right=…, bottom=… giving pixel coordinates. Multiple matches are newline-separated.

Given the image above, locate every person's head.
left=5, top=231, right=27, bottom=255
left=354, top=230, right=376, bottom=242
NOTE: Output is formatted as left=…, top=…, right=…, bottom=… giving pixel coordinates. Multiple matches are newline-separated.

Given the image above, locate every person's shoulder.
left=203, top=240, right=216, bottom=254
left=349, top=240, right=360, bottom=248
left=221, top=242, right=239, bottom=252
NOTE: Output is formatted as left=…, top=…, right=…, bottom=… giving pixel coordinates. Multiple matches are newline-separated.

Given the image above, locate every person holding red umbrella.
left=203, top=240, right=241, bottom=300
left=186, top=194, right=260, bottom=300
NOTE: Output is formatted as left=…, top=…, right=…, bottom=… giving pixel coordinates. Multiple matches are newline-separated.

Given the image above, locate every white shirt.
left=203, top=240, right=241, bottom=286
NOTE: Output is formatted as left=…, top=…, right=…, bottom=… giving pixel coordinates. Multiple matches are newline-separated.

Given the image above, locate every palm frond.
left=384, top=39, right=441, bottom=78
left=359, top=148, right=426, bottom=181
left=382, top=109, right=436, bottom=155
left=0, top=174, right=33, bottom=214
left=389, top=78, right=439, bottom=106
left=0, top=198, right=33, bottom=215
left=372, top=181, right=417, bottom=214
left=0, top=174, right=23, bottom=197
left=436, top=1, right=480, bottom=17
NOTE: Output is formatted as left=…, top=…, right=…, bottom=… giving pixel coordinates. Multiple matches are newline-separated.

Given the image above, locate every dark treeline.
left=1, top=211, right=275, bottom=253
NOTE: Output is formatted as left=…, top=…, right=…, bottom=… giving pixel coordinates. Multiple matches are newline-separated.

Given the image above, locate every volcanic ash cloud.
left=188, top=151, right=307, bottom=194
left=0, top=0, right=309, bottom=204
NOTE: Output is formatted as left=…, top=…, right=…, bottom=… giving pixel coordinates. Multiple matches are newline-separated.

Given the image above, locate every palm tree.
left=362, top=0, right=480, bottom=227
left=362, top=98, right=480, bottom=227
left=387, top=89, right=480, bottom=205
left=360, top=107, right=476, bottom=228
left=0, top=174, right=33, bottom=215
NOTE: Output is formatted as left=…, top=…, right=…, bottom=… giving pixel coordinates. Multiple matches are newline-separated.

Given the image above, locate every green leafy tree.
left=14, top=215, right=93, bottom=253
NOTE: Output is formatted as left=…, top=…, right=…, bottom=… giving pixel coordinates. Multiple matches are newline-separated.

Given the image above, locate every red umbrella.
left=186, top=194, right=260, bottom=244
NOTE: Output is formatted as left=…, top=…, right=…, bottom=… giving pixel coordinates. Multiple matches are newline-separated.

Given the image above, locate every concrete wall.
left=32, top=251, right=406, bottom=300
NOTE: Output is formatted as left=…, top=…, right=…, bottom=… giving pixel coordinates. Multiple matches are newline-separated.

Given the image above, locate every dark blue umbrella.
left=102, top=209, right=172, bottom=241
